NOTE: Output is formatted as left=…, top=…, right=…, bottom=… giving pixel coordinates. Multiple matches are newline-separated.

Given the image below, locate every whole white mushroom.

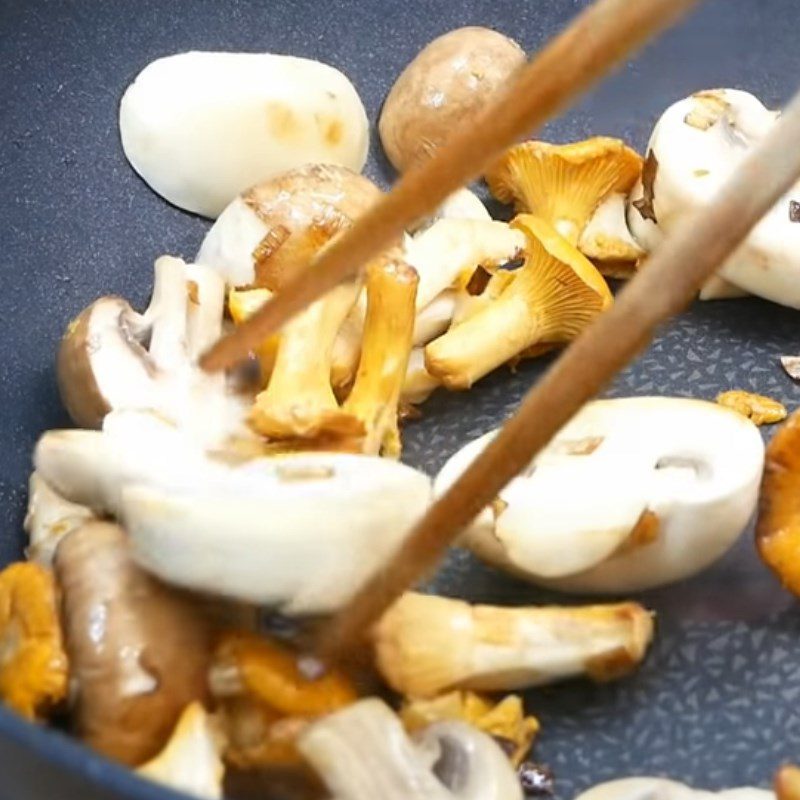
left=120, top=52, right=369, bottom=217
left=627, top=88, right=800, bottom=307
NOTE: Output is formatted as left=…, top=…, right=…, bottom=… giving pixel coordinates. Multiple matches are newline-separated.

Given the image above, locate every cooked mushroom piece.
left=411, top=187, right=493, bottom=234
left=321, top=256, right=419, bottom=456
left=24, top=472, right=94, bottom=566
left=378, top=27, right=525, bottom=172
left=575, top=778, right=774, bottom=800
left=578, top=192, right=645, bottom=275
left=0, top=562, right=68, bottom=720
left=413, top=290, right=458, bottom=347
left=487, top=137, right=642, bottom=245
left=248, top=218, right=365, bottom=440
left=373, top=593, right=653, bottom=698
left=195, top=163, right=381, bottom=288
left=57, top=256, right=246, bottom=447
left=627, top=88, right=800, bottom=308
left=424, top=215, right=611, bottom=389
left=120, top=52, right=369, bottom=218
left=756, top=409, right=800, bottom=596
left=137, top=702, right=225, bottom=800
left=436, top=398, right=764, bottom=593
left=55, top=521, right=212, bottom=766
left=402, top=348, right=441, bottom=406
left=298, top=698, right=523, bottom=800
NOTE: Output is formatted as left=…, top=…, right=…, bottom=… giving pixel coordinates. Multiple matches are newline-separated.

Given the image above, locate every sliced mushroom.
left=120, top=453, right=430, bottom=614
left=137, top=703, right=225, bottom=799
left=627, top=89, right=800, bottom=307
left=298, top=698, right=523, bottom=800
left=57, top=256, right=246, bottom=447
left=120, top=52, right=369, bottom=218
left=424, top=215, right=611, bottom=389
left=24, top=472, right=94, bottom=566
left=373, top=593, right=653, bottom=698
left=487, top=137, right=642, bottom=244
left=195, top=164, right=381, bottom=288
left=55, top=521, right=212, bottom=766
left=436, top=397, right=764, bottom=593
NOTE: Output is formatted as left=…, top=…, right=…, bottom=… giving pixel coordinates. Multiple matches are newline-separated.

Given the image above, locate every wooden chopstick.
left=200, top=0, right=699, bottom=372
left=318, top=88, right=800, bottom=660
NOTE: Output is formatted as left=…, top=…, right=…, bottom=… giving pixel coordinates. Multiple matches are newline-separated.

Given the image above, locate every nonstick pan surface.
left=1, top=1, right=799, bottom=798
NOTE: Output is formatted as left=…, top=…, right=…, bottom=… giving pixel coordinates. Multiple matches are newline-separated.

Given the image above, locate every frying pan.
left=1, top=0, right=799, bottom=798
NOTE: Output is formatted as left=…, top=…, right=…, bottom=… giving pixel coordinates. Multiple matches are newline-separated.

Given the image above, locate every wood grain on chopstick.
left=319, top=88, right=800, bottom=660
left=200, top=0, right=699, bottom=372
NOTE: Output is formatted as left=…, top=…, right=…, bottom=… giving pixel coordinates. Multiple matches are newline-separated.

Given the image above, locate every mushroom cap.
left=120, top=453, right=432, bottom=615
left=627, top=88, right=800, bottom=308
left=378, top=27, right=525, bottom=172
left=55, top=521, right=212, bottom=766
left=486, top=137, right=643, bottom=244
left=57, top=297, right=153, bottom=429
left=196, top=163, right=381, bottom=288
left=120, top=52, right=369, bottom=218
left=436, top=397, right=764, bottom=593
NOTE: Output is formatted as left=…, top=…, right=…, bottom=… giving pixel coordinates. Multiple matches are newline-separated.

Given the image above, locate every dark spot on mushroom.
left=465, top=265, right=492, bottom=295
left=781, top=355, right=800, bottom=381
left=790, top=200, right=800, bottom=222
left=276, top=464, right=335, bottom=482
left=324, top=118, right=344, bottom=147
left=518, top=761, right=555, bottom=798
left=632, top=151, right=659, bottom=223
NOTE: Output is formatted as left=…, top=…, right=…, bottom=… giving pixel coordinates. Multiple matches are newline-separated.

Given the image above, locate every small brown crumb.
left=781, top=356, right=800, bottom=381
left=632, top=151, right=659, bottom=223
left=616, top=510, right=660, bottom=555
left=491, top=497, right=509, bottom=520
left=186, top=280, right=200, bottom=305
left=519, top=761, right=555, bottom=798
left=790, top=201, right=800, bottom=223
left=465, top=265, right=493, bottom=296
left=716, top=390, right=788, bottom=426
left=684, top=90, right=731, bottom=130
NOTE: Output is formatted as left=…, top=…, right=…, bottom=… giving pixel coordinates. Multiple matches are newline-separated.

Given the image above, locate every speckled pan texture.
left=1, top=0, right=799, bottom=799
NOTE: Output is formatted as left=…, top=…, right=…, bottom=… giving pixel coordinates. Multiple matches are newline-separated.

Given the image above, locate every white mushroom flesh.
left=120, top=52, right=369, bottom=218
left=628, top=89, right=800, bottom=307
left=579, top=193, right=644, bottom=262
left=436, top=397, right=764, bottom=593
left=576, top=777, right=773, bottom=800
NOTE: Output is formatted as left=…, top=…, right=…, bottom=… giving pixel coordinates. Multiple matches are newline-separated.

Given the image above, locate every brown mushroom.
left=378, top=27, right=525, bottom=172
left=55, top=520, right=212, bottom=766
left=196, top=164, right=382, bottom=289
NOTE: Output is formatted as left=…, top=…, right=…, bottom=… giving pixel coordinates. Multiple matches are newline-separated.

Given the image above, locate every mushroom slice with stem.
left=486, top=137, right=642, bottom=245
left=195, top=164, right=381, bottom=288
left=137, top=702, right=225, bottom=800
left=320, top=256, right=419, bottom=456
left=298, top=698, right=523, bottom=800
left=120, top=453, right=431, bottom=615
left=402, top=348, right=441, bottom=406
left=756, top=409, right=800, bottom=596
left=55, top=520, right=212, bottom=766
left=627, top=88, right=800, bottom=307
left=0, top=562, right=68, bottom=720
left=373, top=593, right=653, bottom=698
left=436, top=397, right=764, bottom=593
left=24, top=472, right=94, bottom=566
left=57, top=255, right=245, bottom=447
left=424, top=215, right=611, bottom=389
left=576, top=778, right=774, bottom=800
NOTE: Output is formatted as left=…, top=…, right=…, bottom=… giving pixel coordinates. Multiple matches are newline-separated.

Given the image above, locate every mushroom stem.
left=145, top=256, right=191, bottom=373
left=404, top=219, right=525, bottom=311
left=335, top=257, right=418, bottom=456
left=425, top=216, right=610, bottom=389
left=185, top=264, right=226, bottom=359
left=249, top=281, right=364, bottom=439
left=373, top=592, right=654, bottom=698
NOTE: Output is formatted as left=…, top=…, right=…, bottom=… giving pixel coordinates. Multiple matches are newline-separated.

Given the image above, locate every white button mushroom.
left=435, top=397, right=764, bottom=594
left=576, top=778, right=773, bottom=800
left=120, top=52, right=369, bottom=218
left=34, top=409, right=432, bottom=615
left=627, top=89, right=800, bottom=308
